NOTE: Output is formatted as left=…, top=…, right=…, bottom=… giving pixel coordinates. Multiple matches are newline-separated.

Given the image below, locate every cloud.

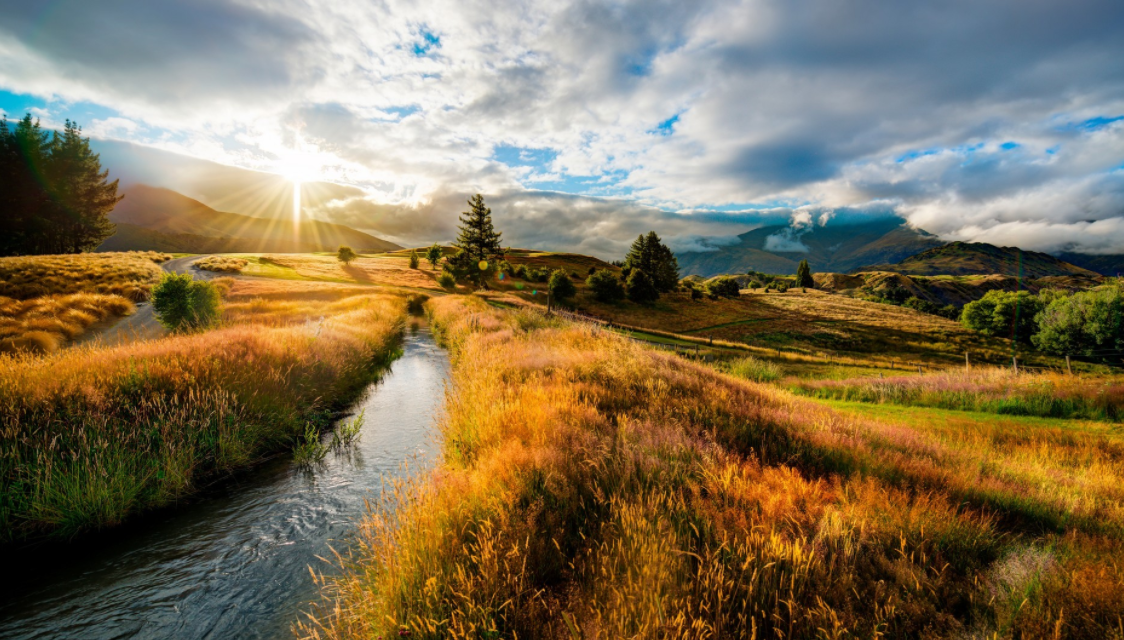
left=3, top=0, right=1123, bottom=255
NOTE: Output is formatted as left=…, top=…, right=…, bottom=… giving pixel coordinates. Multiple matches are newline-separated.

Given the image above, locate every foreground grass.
left=301, top=296, right=1124, bottom=639
left=791, top=368, right=1124, bottom=422
left=0, top=251, right=170, bottom=301
left=0, top=290, right=406, bottom=541
left=0, top=293, right=136, bottom=354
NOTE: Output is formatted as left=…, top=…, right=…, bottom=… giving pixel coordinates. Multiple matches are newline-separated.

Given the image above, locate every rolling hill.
left=97, top=185, right=400, bottom=254
left=676, top=218, right=944, bottom=277
left=861, top=241, right=1098, bottom=278
left=1055, top=251, right=1124, bottom=277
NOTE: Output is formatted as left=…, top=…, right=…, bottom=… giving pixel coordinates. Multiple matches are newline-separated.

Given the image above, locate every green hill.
left=98, top=185, right=401, bottom=254
left=863, top=242, right=1098, bottom=278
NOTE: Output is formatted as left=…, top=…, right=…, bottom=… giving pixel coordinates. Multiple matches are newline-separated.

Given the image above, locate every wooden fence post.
left=965, top=352, right=970, bottom=371
left=1012, top=356, right=1018, bottom=375
left=1066, top=355, right=1072, bottom=375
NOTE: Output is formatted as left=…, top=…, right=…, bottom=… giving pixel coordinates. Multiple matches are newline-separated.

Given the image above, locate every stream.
left=0, top=324, right=449, bottom=640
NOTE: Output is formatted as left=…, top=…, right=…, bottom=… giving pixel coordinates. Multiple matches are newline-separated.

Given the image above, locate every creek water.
left=0, top=324, right=450, bottom=640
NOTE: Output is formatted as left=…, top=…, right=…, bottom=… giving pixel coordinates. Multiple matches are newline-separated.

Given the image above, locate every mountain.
left=863, top=242, right=1099, bottom=278
left=98, top=185, right=401, bottom=254
left=1054, top=252, right=1124, bottom=277
left=676, top=218, right=944, bottom=277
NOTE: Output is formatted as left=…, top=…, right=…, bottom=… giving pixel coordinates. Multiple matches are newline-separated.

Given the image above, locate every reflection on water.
left=0, top=325, right=449, bottom=640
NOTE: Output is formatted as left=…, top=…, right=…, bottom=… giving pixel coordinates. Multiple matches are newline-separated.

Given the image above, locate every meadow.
left=0, top=293, right=136, bottom=354
left=0, top=251, right=170, bottom=300
left=237, top=253, right=444, bottom=291
left=791, top=368, right=1124, bottom=422
left=196, top=255, right=248, bottom=273
left=0, top=280, right=407, bottom=541
left=300, top=296, right=1124, bottom=640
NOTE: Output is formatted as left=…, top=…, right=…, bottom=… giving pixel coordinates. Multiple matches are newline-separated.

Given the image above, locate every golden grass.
left=0, top=284, right=407, bottom=540
left=196, top=255, right=248, bottom=273
left=239, top=253, right=445, bottom=290
left=0, top=251, right=170, bottom=301
left=0, top=293, right=136, bottom=354
left=300, top=296, right=1124, bottom=639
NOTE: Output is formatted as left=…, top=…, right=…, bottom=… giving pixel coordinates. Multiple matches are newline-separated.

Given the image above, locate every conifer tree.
left=796, top=259, right=814, bottom=288
left=451, top=194, right=503, bottom=287
left=623, top=231, right=679, bottom=293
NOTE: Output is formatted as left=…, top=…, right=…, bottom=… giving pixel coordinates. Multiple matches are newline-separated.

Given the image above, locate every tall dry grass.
left=302, top=296, right=1124, bottom=639
left=0, top=293, right=135, bottom=354
left=196, top=255, right=248, bottom=273
left=0, top=292, right=405, bottom=541
left=0, top=251, right=170, bottom=301
left=791, top=368, right=1124, bottom=422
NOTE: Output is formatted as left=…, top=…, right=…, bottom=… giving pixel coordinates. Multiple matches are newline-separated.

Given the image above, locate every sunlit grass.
left=196, top=255, right=248, bottom=273
left=0, top=293, right=135, bottom=354
left=0, top=251, right=169, bottom=301
left=300, top=295, right=1124, bottom=639
left=0, top=287, right=406, bottom=541
left=791, top=367, right=1124, bottom=421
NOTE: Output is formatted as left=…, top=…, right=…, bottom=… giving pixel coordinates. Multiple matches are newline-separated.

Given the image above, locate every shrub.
left=437, top=272, right=457, bottom=289
left=775, top=282, right=788, bottom=293
left=337, top=246, right=358, bottom=266
left=408, top=250, right=420, bottom=269
left=586, top=268, right=624, bottom=303
left=1033, top=283, right=1124, bottom=357
left=626, top=269, right=659, bottom=303
left=706, top=276, right=741, bottom=299
left=548, top=269, right=577, bottom=302
left=512, top=264, right=528, bottom=280
left=961, top=290, right=1044, bottom=343
left=151, top=273, right=222, bottom=332
left=425, top=244, right=443, bottom=269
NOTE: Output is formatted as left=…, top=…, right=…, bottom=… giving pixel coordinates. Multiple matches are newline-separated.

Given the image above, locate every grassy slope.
left=0, top=282, right=407, bottom=541
left=302, top=296, right=1124, bottom=640
left=868, top=241, right=1098, bottom=278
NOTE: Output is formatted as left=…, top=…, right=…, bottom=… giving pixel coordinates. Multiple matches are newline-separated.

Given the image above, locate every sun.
left=273, top=150, right=321, bottom=228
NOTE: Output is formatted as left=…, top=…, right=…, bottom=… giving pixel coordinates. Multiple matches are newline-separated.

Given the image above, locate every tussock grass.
left=792, top=368, right=1124, bottom=421
left=722, top=354, right=783, bottom=382
left=0, top=292, right=405, bottom=540
left=301, top=296, right=1124, bottom=639
left=196, top=255, right=248, bottom=273
left=0, top=252, right=169, bottom=301
left=0, top=293, right=135, bottom=354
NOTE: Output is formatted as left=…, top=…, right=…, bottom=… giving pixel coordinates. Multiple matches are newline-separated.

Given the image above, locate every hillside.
left=676, top=218, right=943, bottom=277
left=863, top=241, right=1098, bottom=278
left=814, top=270, right=1103, bottom=307
left=98, top=185, right=400, bottom=254
left=1055, top=251, right=1124, bottom=277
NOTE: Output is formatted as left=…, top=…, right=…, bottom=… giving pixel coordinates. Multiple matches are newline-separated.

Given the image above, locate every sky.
left=1, top=0, right=1122, bottom=258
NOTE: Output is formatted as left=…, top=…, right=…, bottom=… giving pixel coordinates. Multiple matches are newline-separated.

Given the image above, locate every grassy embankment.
left=0, top=252, right=171, bottom=353
left=791, top=368, right=1124, bottom=422
left=0, top=279, right=408, bottom=541
left=301, top=296, right=1124, bottom=639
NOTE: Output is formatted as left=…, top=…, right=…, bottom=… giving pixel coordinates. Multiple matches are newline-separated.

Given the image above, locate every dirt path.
left=78, top=255, right=215, bottom=348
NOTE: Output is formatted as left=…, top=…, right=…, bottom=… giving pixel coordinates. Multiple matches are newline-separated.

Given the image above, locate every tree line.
left=0, top=115, right=122, bottom=256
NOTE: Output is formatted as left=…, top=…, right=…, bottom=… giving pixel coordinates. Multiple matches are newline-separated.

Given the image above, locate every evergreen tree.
left=409, top=249, right=420, bottom=269
left=623, top=231, right=679, bottom=292
left=451, top=194, right=503, bottom=287
left=0, top=115, right=121, bottom=255
left=548, top=269, right=577, bottom=303
left=626, top=269, right=659, bottom=303
left=796, top=259, right=814, bottom=288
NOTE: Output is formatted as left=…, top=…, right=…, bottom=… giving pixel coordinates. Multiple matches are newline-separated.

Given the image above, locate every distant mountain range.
left=98, top=185, right=400, bottom=254
left=676, top=217, right=1122, bottom=278
left=676, top=218, right=944, bottom=276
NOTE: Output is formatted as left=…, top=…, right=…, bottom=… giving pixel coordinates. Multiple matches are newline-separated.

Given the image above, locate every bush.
left=437, top=272, right=457, bottom=289
left=1033, top=283, right=1124, bottom=357
left=961, top=290, right=1044, bottom=343
left=512, top=264, right=528, bottom=280
left=408, top=250, right=419, bottom=269
left=626, top=269, right=659, bottom=304
left=706, top=276, right=741, bottom=299
left=775, top=283, right=788, bottom=293
left=587, top=268, right=625, bottom=303
left=549, top=269, right=577, bottom=302
left=151, top=273, right=221, bottom=332
left=337, top=246, right=358, bottom=266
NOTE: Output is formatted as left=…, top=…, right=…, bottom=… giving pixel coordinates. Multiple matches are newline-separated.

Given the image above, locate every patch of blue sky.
left=413, top=28, right=441, bottom=57
left=377, top=105, right=420, bottom=120
left=0, top=89, right=121, bottom=129
left=649, top=113, right=679, bottom=136
left=895, top=147, right=940, bottom=163
left=622, top=47, right=658, bottom=77
left=1053, top=115, right=1123, bottom=133
left=492, top=144, right=558, bottom=171
left=999, top=141, right=1020, bottom=150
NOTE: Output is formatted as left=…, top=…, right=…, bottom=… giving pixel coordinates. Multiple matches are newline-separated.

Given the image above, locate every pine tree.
left=452, top=194, right=503, bottom=287
left=796, top=259, right=814, bottom=288
left=623, top=231, right=679, bottom=293
left=43, top=120, right=122, bottom=253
